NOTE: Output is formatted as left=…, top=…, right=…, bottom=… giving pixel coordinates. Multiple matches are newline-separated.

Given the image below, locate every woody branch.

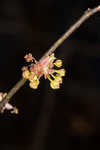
left=0, top=5, right=100, bottom=111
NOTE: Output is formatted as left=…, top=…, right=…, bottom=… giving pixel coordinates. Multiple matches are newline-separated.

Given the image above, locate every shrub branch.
left=0, top=5, right=100, bottom=111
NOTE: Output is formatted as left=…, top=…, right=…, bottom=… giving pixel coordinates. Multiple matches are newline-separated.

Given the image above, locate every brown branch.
left=0, top=78, right=27, bottom=110
left=40, top=5, right=100, bottom=61
left=0, top=5, right=100, bottom=111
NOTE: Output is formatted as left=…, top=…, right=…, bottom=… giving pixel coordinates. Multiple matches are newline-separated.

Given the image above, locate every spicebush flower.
left=22, top=53, right=66, bottom=89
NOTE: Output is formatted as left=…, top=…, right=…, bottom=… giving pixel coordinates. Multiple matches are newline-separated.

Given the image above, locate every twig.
left=0, top=78, right=26, bottom=109
left=40, top=5, right=100, bottom=60
left=0, top=5, right=100, bottom=110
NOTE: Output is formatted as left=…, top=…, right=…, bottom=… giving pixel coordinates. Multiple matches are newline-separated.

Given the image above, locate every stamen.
left=55, top=69, right=66, bottom=76
left=54, top=59, right=62, bottom=67
left=47, top=75, right=53, bottom=82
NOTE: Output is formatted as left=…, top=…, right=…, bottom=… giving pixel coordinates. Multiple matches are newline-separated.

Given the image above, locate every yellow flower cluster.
left=22, top=70, right=39, bottom=89
left=48, top=69, right=65, bottom=89
left=22, top=53, right=66, bottom=89
left=47, top=54, right=66, bottom=89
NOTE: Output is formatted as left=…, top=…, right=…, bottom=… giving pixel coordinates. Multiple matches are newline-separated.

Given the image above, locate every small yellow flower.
left=22, top=70, right=30, bottom=79
left=55, top=69, right=66, bottom=76
left=48, top=75, right=62, bottom=89
left=54, top=59, right=62, bottom=67
left=55, top=75, right=63, bottom=84
left=29, top=74, right=38, bottom=82
left=50, top=74, right=63, bottom=84
left=29, top=79, right=39, bottom=89
left=34, top=75, right=38, bottom=80
left=50, top=80, right=60, bottom=89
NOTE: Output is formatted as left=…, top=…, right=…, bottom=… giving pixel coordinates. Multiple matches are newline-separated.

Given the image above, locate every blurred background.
left=0, top=0, right=100, bottom=150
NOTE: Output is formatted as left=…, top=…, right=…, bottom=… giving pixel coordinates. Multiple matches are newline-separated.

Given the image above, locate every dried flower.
left=22, top=53, right=66, bottom=89
left=0, top=92, right=18, bottom=114
left=24, top=53, right=34, bottom=62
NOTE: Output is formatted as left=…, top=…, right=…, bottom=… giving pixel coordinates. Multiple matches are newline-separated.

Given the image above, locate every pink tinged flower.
left=0, top=92, right=18, bottom=114
left=4, top=103, right=13, bottom=110
left=2, top=103, right=18, bottom=114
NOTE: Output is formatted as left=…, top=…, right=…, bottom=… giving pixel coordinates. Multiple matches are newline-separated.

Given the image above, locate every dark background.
left=0, top=0, right=100, bottom=150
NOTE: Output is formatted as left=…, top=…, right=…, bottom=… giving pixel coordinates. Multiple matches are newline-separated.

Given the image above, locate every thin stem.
left=0, top=5, right=100, bottom=110
left=6, top=78, right=27, bottom=101
left=0, top=78, right=27, bottom=109
left=40, top=5, right=100, bottom=60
